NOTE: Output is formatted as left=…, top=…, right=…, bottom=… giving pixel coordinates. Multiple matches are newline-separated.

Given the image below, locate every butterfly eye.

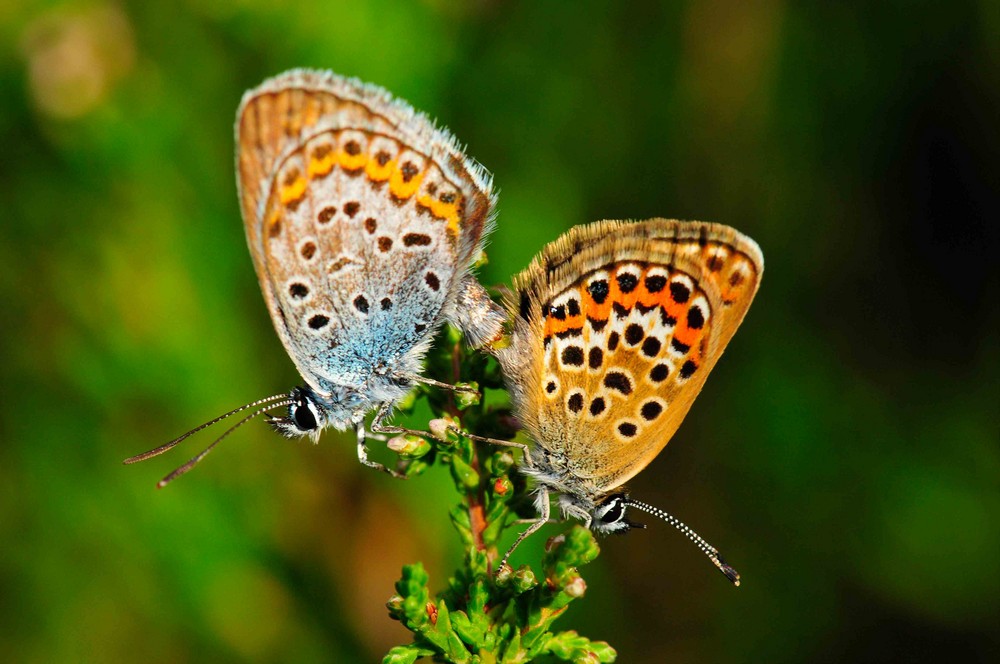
left=292, top=403, right=317, bottom=431
left=597, top=494, right=627, bottom=525
left=290, top=390, right=319, bottom=431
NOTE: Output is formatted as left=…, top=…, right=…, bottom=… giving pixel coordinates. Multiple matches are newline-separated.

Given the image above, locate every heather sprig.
left=383, top=325, right=615, bottom=663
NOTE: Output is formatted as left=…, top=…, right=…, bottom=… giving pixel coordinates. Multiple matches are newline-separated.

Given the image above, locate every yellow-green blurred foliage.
left=1, top=1, right=997, bottom=662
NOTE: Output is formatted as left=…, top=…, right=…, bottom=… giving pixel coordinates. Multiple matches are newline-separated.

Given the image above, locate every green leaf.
left=467, top=548, right=491, bottom=578
left=450, top=454, right=481, bottom=492
left=402, top=457, right=432, bottom=478
left=450, top=609, right=480, bottom=647
left=449, top=505, right=474, bottom=547
left=382, top=645, right=436, bottom=664
left=468, top=578, right=489, bottom=617
left=499, top=628, right=523, bottom=663
left=586, top=640, right=618, bottom=662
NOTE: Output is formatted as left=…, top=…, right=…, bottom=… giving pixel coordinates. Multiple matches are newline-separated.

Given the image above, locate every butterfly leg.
left=398, top=373, right=479, bottom=397
left=498, top=486, right=550, bottom=573
left=448, top=429, right=533, bottom=467
left=355, top=422, right=407, bottom=479
left=370, top=402, right=435, bottom=439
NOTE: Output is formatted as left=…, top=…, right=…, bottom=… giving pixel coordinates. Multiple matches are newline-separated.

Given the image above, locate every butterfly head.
left=270, top=385, right=373, bottom=437
left=268, top=386, right=327, bottom=438
left=590, top=493, right=647, bottom=535
left=587, top=492, right=741, bottom=584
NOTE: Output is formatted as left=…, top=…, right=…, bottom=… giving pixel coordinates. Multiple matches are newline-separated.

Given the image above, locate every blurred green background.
left=2, top=1, right=997, bottom=662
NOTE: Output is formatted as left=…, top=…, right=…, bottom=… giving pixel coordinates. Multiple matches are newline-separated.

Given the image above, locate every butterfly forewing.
left=236, top=70, right=496, bottom=392
left=504, top=219, right=762, bottom=493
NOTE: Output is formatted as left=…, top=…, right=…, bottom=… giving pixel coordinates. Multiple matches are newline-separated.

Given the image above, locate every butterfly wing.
left=501, top=219, right=763, bottom=494
left=236, top=70, right=500, bottom=395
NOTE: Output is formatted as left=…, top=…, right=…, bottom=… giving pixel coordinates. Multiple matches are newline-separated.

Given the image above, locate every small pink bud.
left=428, top=418, right=451, bottom=441
left=387, top=436, right=409, bottom=453
left=565, top=576, right=587, bottom=598
left=386, top=434, right=429, bottom=457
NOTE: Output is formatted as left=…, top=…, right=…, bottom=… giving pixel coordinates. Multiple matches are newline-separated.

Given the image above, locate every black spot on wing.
left=588, top=279, right=609, bottom=304
left=616, top=272, right=638, bottom=293
left=669, top=281, right=690, bottom=304
left=641, top=401, right=663, bottom=421
left=687, top=306, right=705, bottom=330
left=318, top=206, right=337, bottom=223
left=644, top=275, right=666, bottom=293
left=604, top=371, right=632, bottom=395
left=624, top=324, right=644, bottom=346
left=618, top=422, right=637, bottom=437
left=402, top=233, right=432, bottom=247
left=561, top=346, right=584, bottom=367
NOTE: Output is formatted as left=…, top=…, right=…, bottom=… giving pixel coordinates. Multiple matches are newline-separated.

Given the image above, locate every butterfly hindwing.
left=236, top=70, right=500, bottom=394
left=502, top=219, right=763, bottom=493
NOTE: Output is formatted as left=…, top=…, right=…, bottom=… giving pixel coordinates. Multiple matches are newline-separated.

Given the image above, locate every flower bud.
left=493, top=476, right=512, bottom=496
left=494, top=562, right=513, bottom=586
left=428, top=418, right=453, bottom=442
left=512, top=566, right=538, bottom=593
left=387, top=434, right=430, bottom=458
left=454, top=382, right=481, bottom=409
left=565, top=576, right=587, bottom=598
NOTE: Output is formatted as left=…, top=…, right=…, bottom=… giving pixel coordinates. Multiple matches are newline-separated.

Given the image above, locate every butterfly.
left=125, top=69, right=504, bottom=484
left=494, top=219, right=763, bottom=583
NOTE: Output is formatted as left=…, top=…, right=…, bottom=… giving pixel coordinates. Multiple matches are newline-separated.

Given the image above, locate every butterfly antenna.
left=154, top=399, right=294, bottom=488
left=625, top=499, right=741, bottom=586
left=123, top=393, right=291, bottom=465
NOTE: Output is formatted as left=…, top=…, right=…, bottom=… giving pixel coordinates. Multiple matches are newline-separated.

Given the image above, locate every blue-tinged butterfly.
left=126, top=69, right=504, bottom=484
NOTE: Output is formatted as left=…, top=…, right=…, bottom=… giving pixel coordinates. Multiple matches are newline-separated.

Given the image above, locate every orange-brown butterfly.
left=494, top=219, right=763, bottom=584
